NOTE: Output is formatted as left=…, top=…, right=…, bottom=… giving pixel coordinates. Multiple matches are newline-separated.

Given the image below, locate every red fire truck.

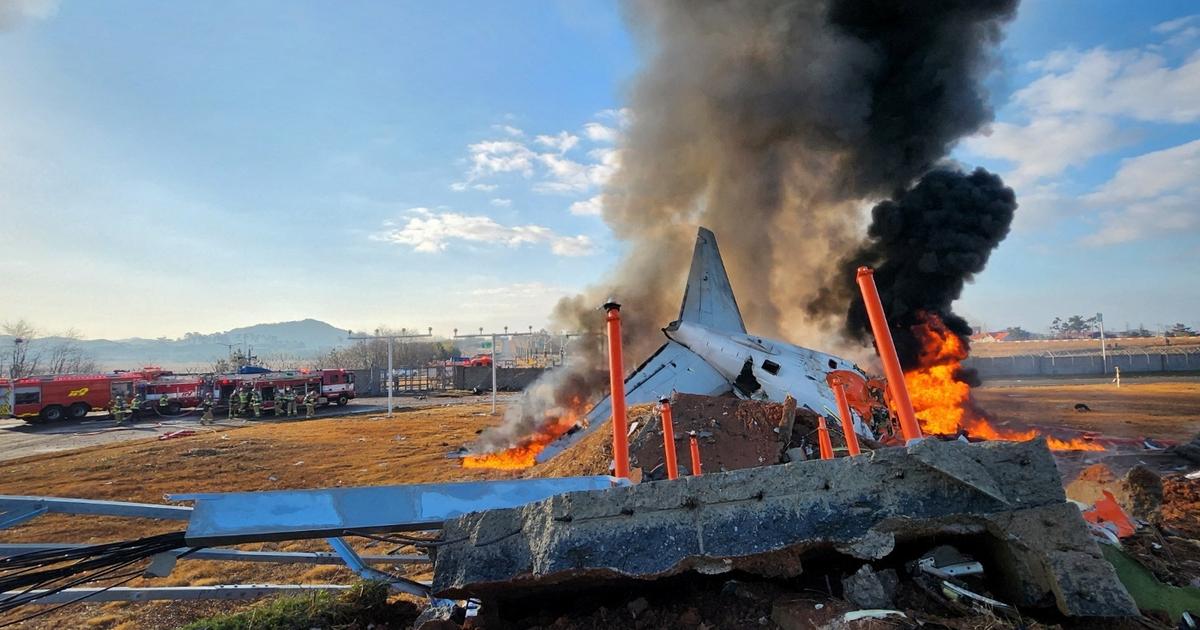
left=1, top=370, right=162, bottom=422
left=210, top=369, right=355, bottom=414
left=2, top=368, right=354, bottom=423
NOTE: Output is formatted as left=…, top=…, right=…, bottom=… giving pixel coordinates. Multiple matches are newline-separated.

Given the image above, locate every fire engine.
left=1, top=368, right=354, bottom=423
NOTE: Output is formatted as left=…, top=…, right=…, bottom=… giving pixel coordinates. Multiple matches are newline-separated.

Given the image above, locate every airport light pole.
left=454, top=327, right=535, bottom=415
left=347, top=327, right=432, bottom=418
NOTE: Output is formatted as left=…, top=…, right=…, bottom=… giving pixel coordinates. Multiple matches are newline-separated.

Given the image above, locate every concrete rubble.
left=432, top=438, right=1138, bottom=618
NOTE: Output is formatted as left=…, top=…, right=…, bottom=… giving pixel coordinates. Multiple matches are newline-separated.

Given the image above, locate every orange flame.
left=461, top=406, right=584, bottom=470
left=903, top=312, right=1102, bottom=452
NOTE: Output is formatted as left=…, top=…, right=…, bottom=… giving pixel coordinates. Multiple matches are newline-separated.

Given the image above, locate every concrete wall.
left=454, top=367, right=546, bottom=391
left=965, top=351, right=1200, bottom=379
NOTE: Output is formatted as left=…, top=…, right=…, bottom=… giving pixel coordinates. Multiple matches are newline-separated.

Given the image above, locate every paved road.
left=0, top=402, right=392, bottom=463
left=0, top=392, right=521, bottom=463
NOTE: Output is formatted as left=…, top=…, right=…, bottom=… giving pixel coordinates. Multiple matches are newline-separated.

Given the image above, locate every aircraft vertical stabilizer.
left=677, top=227, right=746, bottom=333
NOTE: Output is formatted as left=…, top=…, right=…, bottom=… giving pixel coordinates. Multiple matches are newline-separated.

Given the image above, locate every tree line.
left=2, top=320, right=99, bottom=379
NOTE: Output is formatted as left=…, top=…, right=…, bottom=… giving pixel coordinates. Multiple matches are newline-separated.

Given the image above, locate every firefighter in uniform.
left=304, top=390, right=317, bottom=418
left=250, top=389, right=262, bottom=418
left=128, top=393, right=142, bottom=420
left=237, top=386, right=251, bottom=418
left=200, top=394, right=215, bottom=425
left=288, top=390, right=298, bottom=417
left=275, top=388, right=289, bottom=417
left=110, top=395, right=126, bottom=423
left=158, top=393, right=171, bottom=415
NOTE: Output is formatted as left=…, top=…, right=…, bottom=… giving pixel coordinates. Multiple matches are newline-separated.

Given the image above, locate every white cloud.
left=0, top=0, right=59, bottom=30
left=534, top=148, right=620, bottom=194
left=569, top=194, right=604, bottom=216
left=1154, top=14, right=1198, bottom=34
left=583, top=122, right=618, bottom=143
left=596, top=108, right=632, bottom=126
left=534, top=131, right=579, bottom=154
left=449, top=181, right=468, bottom=192
left=489, top=197, right=512, bottom=207
left=1081, top=138, right=1200, bottom=245
left=1016, top=47, right=1200, bottom=124
left=492, top=124, right=524, bottom=137
left=376, top=208, right=596, bottom=256
left=467, top=140, right=537, bottom=178
left=471, top=183, right=497, bottom=192
left=965, top=116, right=1128, bottom=186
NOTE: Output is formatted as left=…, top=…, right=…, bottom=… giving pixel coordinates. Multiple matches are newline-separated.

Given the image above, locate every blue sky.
left=1, top=0, right=1197, bottom=340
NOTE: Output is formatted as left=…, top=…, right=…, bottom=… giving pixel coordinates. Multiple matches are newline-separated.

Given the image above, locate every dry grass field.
left=969, top=335, right=1200, bottom=358
left=1, top=381, right=1198, bottom=628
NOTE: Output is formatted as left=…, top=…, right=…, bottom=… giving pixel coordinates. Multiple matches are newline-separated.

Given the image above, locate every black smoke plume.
left=471, top=0, right=1020, bottom=454
left=811, top=167, right=1017, bottom=368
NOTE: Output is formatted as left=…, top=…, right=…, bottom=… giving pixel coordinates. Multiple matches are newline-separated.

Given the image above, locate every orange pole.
left=817, top=416, right=834, bottom=460
left=604, top=300, right=630, bottom=479
left=659, top=397, right=679, bottom=480
left=855, top=267, right=923, bottom=442
left=688, top=432, right=702, bottom=476
left=832, top=381, right=861, bottom=456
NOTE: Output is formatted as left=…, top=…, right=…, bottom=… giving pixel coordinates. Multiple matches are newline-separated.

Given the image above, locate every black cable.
left=0, top=570, right=141, bottom=628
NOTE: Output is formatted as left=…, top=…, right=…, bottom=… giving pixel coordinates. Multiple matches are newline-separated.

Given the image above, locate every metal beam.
left=172, top=476, right=623, bottom=545
left=0, top=543, right=429, bottom=565
left=0, top=496, right=192, bottom=520
left=0, top=506, right=46, bottom=530
left=5, top=584, right=353, bottom=605
left=326, top=537, right=430, bottom=597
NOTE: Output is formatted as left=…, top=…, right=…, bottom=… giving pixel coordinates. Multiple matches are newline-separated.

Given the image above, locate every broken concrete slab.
left=841, top=565, right=894, bottom=609
left=431, top=438, right=1137, bottom=618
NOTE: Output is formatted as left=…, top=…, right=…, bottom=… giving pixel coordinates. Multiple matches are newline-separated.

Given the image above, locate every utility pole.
left=455, top=326, right=535, bottom=415
left=1097, top=312, right=1107, bottom=374
left=348, top=327, right=432, bottom=418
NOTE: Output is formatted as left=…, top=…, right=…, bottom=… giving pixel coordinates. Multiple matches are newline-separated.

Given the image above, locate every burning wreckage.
left=5, top=226, right=1189, bottom=628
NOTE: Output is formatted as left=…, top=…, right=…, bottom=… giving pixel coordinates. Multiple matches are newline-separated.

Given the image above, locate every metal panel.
left=172, top=476, right=622, bottom=545
left=0, top=496, right=192, bottom=520
left=0, top=543, right=428, bottom=565
left=6, top=584, right=352, bottom=605
left=0, top=506, right=46, bottom=530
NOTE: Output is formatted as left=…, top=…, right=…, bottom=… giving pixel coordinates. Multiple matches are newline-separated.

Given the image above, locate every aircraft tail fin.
left=677, top=227, right=746, bottom=333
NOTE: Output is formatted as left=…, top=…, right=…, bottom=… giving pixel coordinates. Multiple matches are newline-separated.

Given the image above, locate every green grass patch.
left=180, top=581, right=419, bottom=629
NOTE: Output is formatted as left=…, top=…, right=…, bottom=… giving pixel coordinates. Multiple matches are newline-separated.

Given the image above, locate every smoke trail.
left=471, top=0, right=1018, bottom=453
left=809, top=167, right=1018, bottom=368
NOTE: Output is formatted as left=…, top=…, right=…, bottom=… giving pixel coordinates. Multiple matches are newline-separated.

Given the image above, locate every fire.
left=902, top=312, right=1103, bottom=452
left=461, top=408, right=583, bottom=470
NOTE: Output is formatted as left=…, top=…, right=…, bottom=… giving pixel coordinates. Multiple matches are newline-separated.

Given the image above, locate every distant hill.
left=0, top=319, right=351, bottom=371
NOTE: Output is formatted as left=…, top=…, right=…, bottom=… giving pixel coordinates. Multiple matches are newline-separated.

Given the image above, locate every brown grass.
left=974, top=381, right=1200, bottom=441
left=2, top=383, right=1198, bottom=628
left=969, top=335, right=1200, bottom=358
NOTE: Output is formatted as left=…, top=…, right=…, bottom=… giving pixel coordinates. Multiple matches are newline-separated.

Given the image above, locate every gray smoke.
left=472, top=0, right=1018, bottom=453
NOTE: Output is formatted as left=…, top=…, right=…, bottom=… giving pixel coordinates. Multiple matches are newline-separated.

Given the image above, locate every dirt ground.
left=1, top=381, right=1198, bottom=628
left=974, top=381, right=1200, bottom=441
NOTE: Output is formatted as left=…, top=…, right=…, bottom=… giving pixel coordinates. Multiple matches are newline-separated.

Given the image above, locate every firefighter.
left=158, top=392, right=171, bottom=415
left=200, top=394, right=215, bottom=425
left=304, top=390, right=317, bottom=418
left=237, top=385, right=251, bottom=417
left=288, top=389, right=298, bottom=417
left=227, top=392, right=236, bottom=420
left=110, top=395, right=126, bottom=423
left=250, top=388, right=262, bottom=418
left=128, top=393, right=142, bottom=420
left=276, top=388, right=290, bottom=417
